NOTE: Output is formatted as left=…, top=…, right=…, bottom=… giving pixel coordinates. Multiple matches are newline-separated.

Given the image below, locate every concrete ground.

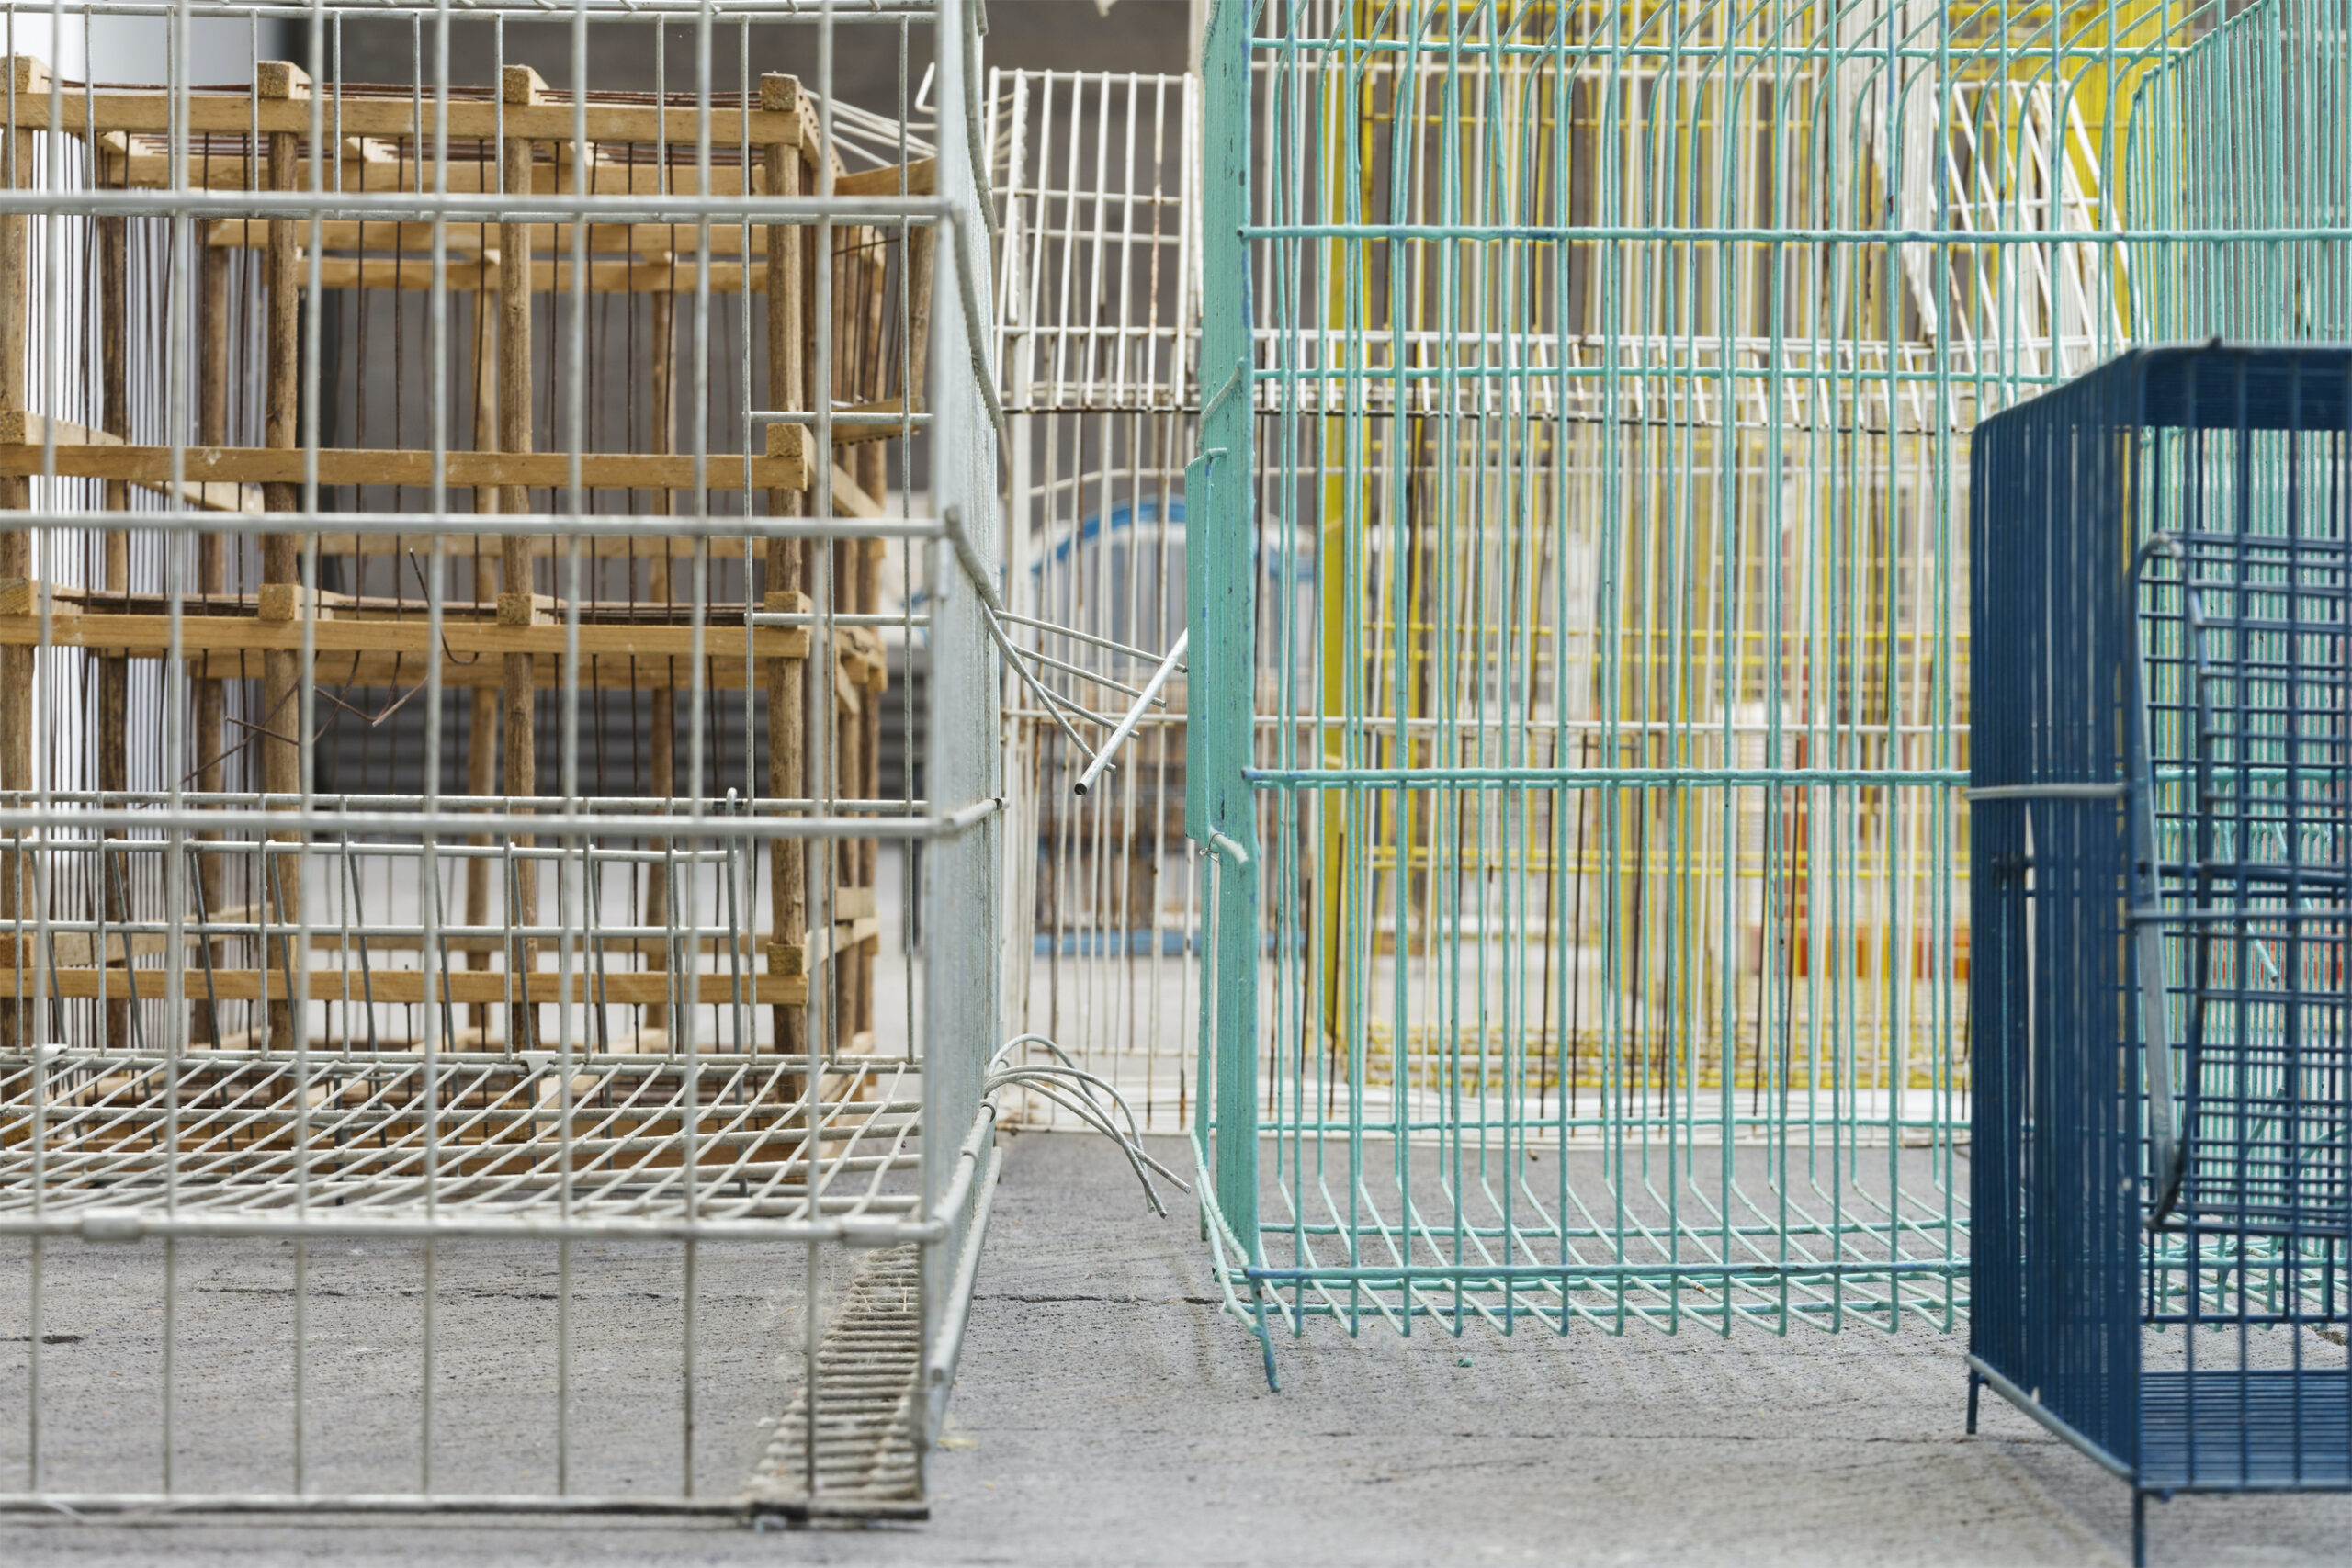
left=6, top=1131, right=2351, bottom=1566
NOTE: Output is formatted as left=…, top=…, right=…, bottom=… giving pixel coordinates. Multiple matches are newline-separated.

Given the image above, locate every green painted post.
left=1194, top=0, right=1261, bottom=1265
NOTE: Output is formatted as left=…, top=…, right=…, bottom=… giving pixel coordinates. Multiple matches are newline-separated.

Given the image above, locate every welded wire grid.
left=1968, top=348, right=2352, bottom=1560
left=2129, top=358, right=2352, bottom=1490
left=2142, top=491, right=2352, bottom=1257
left=1182, top=0, right=2267, bottom=1346
left=2123, top=0, right=2352, bottom=342
left=990, top=65, right=1203, bottom=1130
left=0, top=0, right=1002, bottom=1518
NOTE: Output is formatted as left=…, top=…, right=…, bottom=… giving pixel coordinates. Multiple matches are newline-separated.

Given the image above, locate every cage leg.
left=258, top=62, right=307, bottom=1056
left=1249, top=1283, right=1280, bottom=1393
left=0, top=69, right=31, bottom=1056
left=191, top=242, right=228, bottom=1044
left=641, top=288, right=676, bottom=1039
left=98, top=207, right=130, bottom=1056
left=1966, top=1367, right=1981, bottom=1434
left=465, top=283, right=501, bottom=1044
left=854, top=536, right=881, bottom=1043
left=464, top=686, right=499, bottom=1039
left=496, top=70, right=546, bottom=1053
left=764, top=584, right=807, bottom=1070
left=2132, top=1490, right=2147, bottom=1568
left=760, top=71, right=809, bottom=1071
left=643, top=672, right=673, bottom=1036
left=501, top=651, right=537, bottom=1048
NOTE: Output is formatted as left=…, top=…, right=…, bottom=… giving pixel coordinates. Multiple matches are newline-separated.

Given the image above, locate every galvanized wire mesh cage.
left=1969, top=343, right=2352, bottom=1567
left=0, top=0, right=1002, bottom=1522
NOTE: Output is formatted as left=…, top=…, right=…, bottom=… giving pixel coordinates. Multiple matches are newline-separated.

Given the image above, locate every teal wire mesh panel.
left=2125, top=0, right=2352, bottom=340
left=1184, top=0, right=2267, bottom=1343
left=2117, top=2, right=2352, bottom=1362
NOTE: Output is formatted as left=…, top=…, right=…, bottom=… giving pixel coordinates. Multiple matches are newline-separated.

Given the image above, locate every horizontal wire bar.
left=750, top=410, right=933, bottom=427
left=1246, top=36, right=2178, bottom=65
left=11, top=1048, right=915, bottom=1069
left=0, top=190, right=953, bottom=223
left=18, top=917, right=732, bottom=938
left=0, top=796, right=1004, bottom=841
left=1, top=841, right=737, bottom=864
left=1245, top=766, right=1969, bottom=789
left=0, top=510, right=939, bottom=540
left=751, top=613, right=929, bottom=628
left=1967, top=782, right=2129, bottom=800
left=2131, top=905, right=2352, bottom=926
left=1244, top=222, right=2352, bottom=244
left=993, top=609, right=1179, bottom=667
left=0, top=1494, right=761, bottom=1516
left=1, top=790, right=931, bottom=814
left=7, top=0, right=932, bottom=16
left=0, top=1212, right=946, bottom=1243
left=1243, top=1260, right=1967, bottom=1283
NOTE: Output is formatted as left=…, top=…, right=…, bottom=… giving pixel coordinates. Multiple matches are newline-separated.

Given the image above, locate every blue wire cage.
left=1970, top=344, right=2352, bottom=1565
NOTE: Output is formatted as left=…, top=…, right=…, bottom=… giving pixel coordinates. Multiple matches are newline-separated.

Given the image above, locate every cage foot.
left=1966, top=1367, right=1981, bottom=1434
left=1249, top=1284, right=1280, bottom=1393
left=2132, top=1490, right=2146, bottom=1568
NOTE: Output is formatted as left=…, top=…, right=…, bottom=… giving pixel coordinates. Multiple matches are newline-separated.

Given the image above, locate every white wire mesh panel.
left=992, top=64, right=1201, bottom=1132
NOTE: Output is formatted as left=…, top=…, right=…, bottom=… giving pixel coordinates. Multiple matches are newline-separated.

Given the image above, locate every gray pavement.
left=5, top=1130, right=2351, bottom=1565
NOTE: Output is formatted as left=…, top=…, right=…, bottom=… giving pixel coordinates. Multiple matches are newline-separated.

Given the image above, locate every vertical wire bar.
left=896, top=14, right=913, bottom=1069
left=679, top=0, right=715, bottom=1497
left=160, top=0, right=188, bottom=1492
left=554, top=0, right=588, bottom=1508
left=424, top=0, right=456, bottom=1495
left=797, top=0, right=840, bottom=1501
left=416, top=0, right=449, bottom=1500
left=722, top=21, right=752, bottom=856
left=290, top=0, right=332, bottom=1494
left=17, top=0, right=53, bottom=1497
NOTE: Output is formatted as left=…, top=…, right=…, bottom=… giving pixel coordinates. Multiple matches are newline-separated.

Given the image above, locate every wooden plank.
left=0, top=612, right=809, bottom=662
left=118, top=150, right=866, bottom=201
left=828, top=463, right=882, bottom=519
left=763, top=77, right=810, bottom=1060
left=308, top=533, right=783, bottom=558
left=907, top=225, right=937, bottom=419
left=96, top=207, right=131, bottom=1053
left=0, top=413, right=261, bottom=509
left=778, top=916, right=881, bottom=977
left=3, top=91, right=804, bottom=148
left=309, top=256, right=888, bottom=300
left=209, top=220, right=767, bottom=256
left=195, top=241, right=231, bottom=959
left=0, top=62, right=39, bottom=1054
left=256, top=62, right=311, bottom=1053
left=306, top=257, right=773, bottom=294
left=766, top=72, right=843, bottom=187
left=639, top=270, right=681, bottom=1011
left=836, top=624, right=888, bottom=688
left=0, top=966, right=809, bottom=1006
left=109, top=155, right=791, bottom=197
left=302, top=493, right=875, bottom=553
left=463, top=682, right=497, bottom=1028
left=0, top=435, right=809, bottom=493
left=308, top=931, right=773, bottom=956
left=495, top=81, right=544, bottom=1050
left=830, top=158, right=937, bottom=198
left=831, top=397, right=922, bottom=446
left=191, top=649, right=795, bottom=691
